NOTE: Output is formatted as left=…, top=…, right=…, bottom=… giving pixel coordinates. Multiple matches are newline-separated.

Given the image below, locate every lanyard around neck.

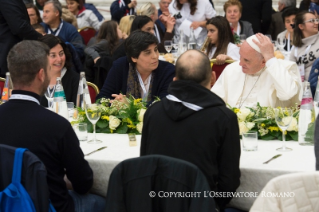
left=10, top=94, right=40, bottom=105
left=287, top=33, right=291, bottom=52
left=48, top=21, right=63, bottom=37
left=294, top=44, right=311, bottom=59
left=136, top=70, right=152, bottom=99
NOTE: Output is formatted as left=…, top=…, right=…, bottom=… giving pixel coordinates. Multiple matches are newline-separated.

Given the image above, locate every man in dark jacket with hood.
left=140, top=49, right=241, bottom=211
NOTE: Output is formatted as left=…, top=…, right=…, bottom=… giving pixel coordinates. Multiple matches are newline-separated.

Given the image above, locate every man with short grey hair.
left=0, top=40, right=105, bottom=212
left=268, top=0, right=296, bottom=39
left=212, top=33, right=302, bottom=108
left=40, top=0, right=85, bottom=59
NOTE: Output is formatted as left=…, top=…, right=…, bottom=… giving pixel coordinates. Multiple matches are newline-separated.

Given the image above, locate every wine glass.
left=274, top=108, right=293, bottom=152
left=164, top=40, right=172, bottom=53
left=172, top=37, right=179, bottom=51
left=85, top=102, right=102, bottom=144
left=44, top=85, right=56, bottom=109
left=265, top=34, right=272, bottom=40
left=239, top=34, right=247, bottom=44
left=277, top=37, right=287, bottom=51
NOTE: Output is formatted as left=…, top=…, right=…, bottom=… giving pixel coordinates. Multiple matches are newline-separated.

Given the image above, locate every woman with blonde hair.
left=119, top=15, right=135, bottom=39
left=136, top=2, right=175, bottom=53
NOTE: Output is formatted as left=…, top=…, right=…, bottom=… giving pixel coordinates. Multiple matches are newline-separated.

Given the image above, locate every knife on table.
left=263, top=154, right=282, bottom=164
left=85, top=146, right=107, bottom=156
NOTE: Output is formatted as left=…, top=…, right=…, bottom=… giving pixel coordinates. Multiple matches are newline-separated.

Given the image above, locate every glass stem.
left=93, top=124, right=96, bottom=142
left=282, top=131, right=286, bottom=150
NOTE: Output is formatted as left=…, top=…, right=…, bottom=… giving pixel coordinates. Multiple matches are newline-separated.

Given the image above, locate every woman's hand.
left=128, top=0, right=137, bottom=8
left=216, top=54, right=231, bottom=65
left=111, top=94, right=128, bottom=104
left=122, top=32, right=128, bottom=39
left=165, top=16, right=176, bottom=33
left=190, top=21, right=201, bottom=29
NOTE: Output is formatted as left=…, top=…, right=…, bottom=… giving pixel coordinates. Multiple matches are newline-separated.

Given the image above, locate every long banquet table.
left=80, top=133, right=316, bottom=211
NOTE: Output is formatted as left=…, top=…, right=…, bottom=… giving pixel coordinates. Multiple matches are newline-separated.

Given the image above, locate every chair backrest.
left=250, top=172, right=319, bottom=212
left=87, top=81, right=99, bottom=103
left=105, top=155, right=216, bottom=212
left=0, top=144, right=51, bottom=212
left=78, top=27, right=96, bottom=45
left=210, top=59, right=235, bottom=86
left=0, top=77, right=5, bottom=99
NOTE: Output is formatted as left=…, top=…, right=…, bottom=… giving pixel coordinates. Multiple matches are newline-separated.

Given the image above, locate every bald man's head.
left=175, top=50, right=212, bottom=88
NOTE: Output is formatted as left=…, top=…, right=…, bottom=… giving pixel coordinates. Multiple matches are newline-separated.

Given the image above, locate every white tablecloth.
left=80, top=134, right=141, bottom=197
left=228, top=140, right=315, bottom=211
left=80, top=134, right=315, bottom=210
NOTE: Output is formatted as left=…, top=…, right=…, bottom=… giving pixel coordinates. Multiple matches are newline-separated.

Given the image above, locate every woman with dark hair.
left=85, top=20, right=123, bottom=63
left=96, top=30, right=175, bottom=105
left=289, top=11, right=319, bottom=82
left=112, top=15, right=155, bottom=61
left=39, top=34, right=80, bottom=107
left=168, top=0, right=216, bottom=42
left=66, top=0, right=102, bottom=30
left=26, top=3, right=43, bottom=25
left=206, top=16, right=239, bottom=64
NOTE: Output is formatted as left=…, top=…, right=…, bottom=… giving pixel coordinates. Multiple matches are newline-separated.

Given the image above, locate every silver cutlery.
left=85, top=146, right=107, bottom=156
left=263, top=154, right=282, bottom=164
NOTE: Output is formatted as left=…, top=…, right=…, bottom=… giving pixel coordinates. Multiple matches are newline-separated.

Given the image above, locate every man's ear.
left=37, top=69, right=45, bottom=83
left=173, top=77, right=177, bottom=81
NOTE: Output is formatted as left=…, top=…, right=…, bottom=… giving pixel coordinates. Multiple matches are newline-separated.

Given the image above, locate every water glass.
left=73, top=123, right=88, bottom=141
left=242, top=131, right=258, bottom=151
left=239, top=34, right=246, bottom=45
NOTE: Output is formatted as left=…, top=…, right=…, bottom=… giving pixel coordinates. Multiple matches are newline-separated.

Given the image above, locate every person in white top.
left=66, top=0, right=102, bottom=31
left=289, top=11, right=319, bottom=82
left=168, top=0, right=215, bottom=43
left=205, top=16, right=240, bottom=65
left=212, top=33, right=302, bottom=108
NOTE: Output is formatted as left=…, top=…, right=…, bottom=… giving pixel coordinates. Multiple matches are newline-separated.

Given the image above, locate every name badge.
left=128, top=133, right=137, bottom=146
left=298, top=64, right=305, bottom=82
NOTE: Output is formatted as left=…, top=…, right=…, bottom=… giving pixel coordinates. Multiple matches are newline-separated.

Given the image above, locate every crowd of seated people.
left=2, top=0, right=319, bottom=212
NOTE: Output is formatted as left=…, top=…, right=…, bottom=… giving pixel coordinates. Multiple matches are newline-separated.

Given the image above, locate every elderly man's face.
left=239, top=42, right=265, bottom=75
left=43, top=3, right=59, bottom=25
left=159, top=0, right=171, bottom=12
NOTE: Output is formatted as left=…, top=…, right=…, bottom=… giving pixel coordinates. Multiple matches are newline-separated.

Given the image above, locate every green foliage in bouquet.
left=228, top=103, right=299, bottom=141
left=74, top=96, right=149, bottom=134
left=233, top=33, right=241, bottom=45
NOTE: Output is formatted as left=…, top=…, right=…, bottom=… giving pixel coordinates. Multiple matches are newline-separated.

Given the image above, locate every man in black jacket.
left=239, top=0, right=272, bottom=34
left=140, top=50, right=241, bottom=211
left=0, top=40, right=105, bottom=212
left=0, top=0, right=41, bottom=78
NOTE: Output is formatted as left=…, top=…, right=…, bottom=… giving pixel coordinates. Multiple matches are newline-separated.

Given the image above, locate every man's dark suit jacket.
left=0, top=0, right=41, bottom=76
left=239, top=0, right=272, bottom=34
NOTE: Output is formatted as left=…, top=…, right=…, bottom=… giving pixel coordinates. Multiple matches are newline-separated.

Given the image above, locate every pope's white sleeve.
left=265, top=58, right=302, bottom=101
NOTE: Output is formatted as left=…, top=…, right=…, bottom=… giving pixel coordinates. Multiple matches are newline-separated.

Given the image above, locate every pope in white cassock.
left=211, top=33, right=303, bottom=108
